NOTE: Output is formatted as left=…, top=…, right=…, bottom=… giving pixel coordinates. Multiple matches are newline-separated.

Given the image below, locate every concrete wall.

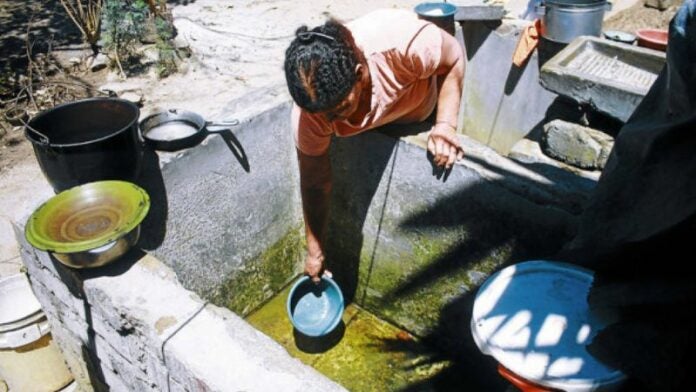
left=15, top=103, right=594, bottom=390
left=460, top=20, right=559, bottom=154
left=136, top=88, right=304, bottom=315
left=325, top=127, right=592, bottom=338
left=15, top=225, right=344, bottom=392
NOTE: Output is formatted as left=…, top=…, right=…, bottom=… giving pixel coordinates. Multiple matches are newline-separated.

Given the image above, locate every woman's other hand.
left=427, top=122, right=464, bottom=169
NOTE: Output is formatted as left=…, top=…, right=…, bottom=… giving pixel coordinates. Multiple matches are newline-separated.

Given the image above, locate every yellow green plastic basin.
left=25, top=181, right=150, bottom=254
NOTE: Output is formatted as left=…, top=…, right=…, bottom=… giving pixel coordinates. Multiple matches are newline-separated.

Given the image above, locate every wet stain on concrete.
left=245, top=283, right=459, bottom=391
left=155, top=316, right=177, bottom=335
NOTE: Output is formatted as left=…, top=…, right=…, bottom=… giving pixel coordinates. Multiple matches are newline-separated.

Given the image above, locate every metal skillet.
left=139, top=109, right=239, bottom=151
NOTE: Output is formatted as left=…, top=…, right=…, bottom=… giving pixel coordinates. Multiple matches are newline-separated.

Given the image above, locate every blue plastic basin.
left=414, top=2, right=458, bottom=35
left=286, top=276, right=344, bottom=337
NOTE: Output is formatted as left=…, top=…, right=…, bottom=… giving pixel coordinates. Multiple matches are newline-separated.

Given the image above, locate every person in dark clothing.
left=562, top=1, right=696, bottom=390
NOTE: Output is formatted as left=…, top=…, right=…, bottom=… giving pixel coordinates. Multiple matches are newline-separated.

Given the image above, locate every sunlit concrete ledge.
left=14, top=223, right=345, bottom=392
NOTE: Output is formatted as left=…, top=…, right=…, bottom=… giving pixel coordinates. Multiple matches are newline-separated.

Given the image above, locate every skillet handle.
left=205, top=119, right=240, bottom=133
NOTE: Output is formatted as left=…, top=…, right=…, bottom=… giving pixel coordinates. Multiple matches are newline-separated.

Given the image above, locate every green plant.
left=154, top=15, right=178, bottom=78
left=59, top=0, right=103, bottom=55
left=101, top=0, right=148, bottom=76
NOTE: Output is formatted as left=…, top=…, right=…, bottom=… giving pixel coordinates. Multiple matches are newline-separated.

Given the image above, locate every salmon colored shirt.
left=292, top=9, right=443, bottom=156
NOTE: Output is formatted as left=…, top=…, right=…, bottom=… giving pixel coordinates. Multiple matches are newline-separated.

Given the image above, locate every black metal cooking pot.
left=25, top=98, right=142, bottom=193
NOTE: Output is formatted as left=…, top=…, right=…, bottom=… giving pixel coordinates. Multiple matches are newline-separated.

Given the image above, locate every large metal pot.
left=25, top=98, right=142, bottom=193
left=537, top=0, right=612, bottom=44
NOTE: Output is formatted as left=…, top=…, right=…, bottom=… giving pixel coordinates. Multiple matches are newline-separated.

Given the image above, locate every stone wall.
left=136, top=89, right=304, bottom=316
left=326, top=128, right=594, bottom=338
left=15, top=225, right=344, bottom=392
left=460, top=20, right=559, bottom=154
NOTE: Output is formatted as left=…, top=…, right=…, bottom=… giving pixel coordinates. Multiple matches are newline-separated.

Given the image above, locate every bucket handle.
left=9, top=106, right=50, bottom=145
left=22, top=118, right=50, bottom=146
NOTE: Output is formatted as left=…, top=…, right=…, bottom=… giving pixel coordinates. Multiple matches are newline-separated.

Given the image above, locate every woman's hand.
left=304, top=252, right=330, bottom=283
left=427, top=122, right=464, bottom=169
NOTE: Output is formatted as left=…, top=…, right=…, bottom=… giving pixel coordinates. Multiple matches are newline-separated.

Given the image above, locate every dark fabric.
left=561, top=1, right=696, bottom=390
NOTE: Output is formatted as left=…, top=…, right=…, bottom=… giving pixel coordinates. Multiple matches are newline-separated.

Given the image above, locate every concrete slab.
left=460, top=20, right=558, bottom=154
left=540, top=35, right=666, bottom=122
left=452, top=0, right=506, bottom=21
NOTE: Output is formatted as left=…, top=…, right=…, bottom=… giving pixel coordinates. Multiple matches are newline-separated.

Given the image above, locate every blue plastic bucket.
left=286, top=276, right=344, bottom=337
left=414, top=2, right=458, bottom=35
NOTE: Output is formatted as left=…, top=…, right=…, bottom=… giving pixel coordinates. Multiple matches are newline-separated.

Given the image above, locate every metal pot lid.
left=544, top=0, right=606, bottom=7
left=25, top=181, right=150, bottom=253
left=471, top=260, right=625, bottom=390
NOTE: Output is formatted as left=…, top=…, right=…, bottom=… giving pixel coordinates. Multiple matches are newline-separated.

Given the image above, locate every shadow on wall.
left=461, top=20, right=500, bottom=61
left=135, top=148, right=168, bottom=250
left=47, top=247, right=145, bottom=391
left=389, top=162, right=575, bottom=391
left=135, top=129, right=251, bottom=251
left=324, top=129, right=399, bottom=303
left=323, top=125, right=582, bottom=389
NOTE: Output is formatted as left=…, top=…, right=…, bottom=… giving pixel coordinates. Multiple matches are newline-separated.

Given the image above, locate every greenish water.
left=245, top=282, right=457, bottom=391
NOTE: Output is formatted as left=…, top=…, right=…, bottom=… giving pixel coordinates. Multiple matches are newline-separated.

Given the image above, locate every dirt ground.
left=604, top=0, right=682, bottom=31
left=0, top=0, right=106, bottom=172
left=0, top=0, right=683, bottom=173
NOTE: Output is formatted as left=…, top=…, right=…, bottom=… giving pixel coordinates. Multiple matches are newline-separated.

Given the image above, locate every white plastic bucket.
left=471, top=260, right=626, bottom=392
left=0, top=274, right=73, bottom=391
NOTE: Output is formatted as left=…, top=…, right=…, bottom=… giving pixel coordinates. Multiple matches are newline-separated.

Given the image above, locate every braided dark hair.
left=284, top=19, right=363, bottom=113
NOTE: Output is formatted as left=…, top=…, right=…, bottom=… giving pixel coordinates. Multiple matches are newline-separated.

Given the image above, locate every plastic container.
left=287, top=276, right=344, bottom=337
left=471, top=261, right=625, bottom=392
left=603, top=30, right=636, bottom=45
left=0, top=274, right=73, bottom=391
left=414, top=2, right=458, bottom=36
left=636, top=28, right=668, bottom=51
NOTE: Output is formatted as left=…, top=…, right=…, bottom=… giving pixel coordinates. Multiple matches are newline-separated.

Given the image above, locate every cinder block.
left=79, top=256, right=206, bottom=362
left=46, top=321, right=93, bottom=391
left=25, top=264, right=87, bottom=320
left=94, top=334, right=160, bottom=391
left=451, top=0, right=506, bottom=21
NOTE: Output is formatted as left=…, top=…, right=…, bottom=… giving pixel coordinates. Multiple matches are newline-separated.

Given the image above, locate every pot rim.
left=414, top=2, right=458, bottom=17
left=543, top=0, right=607, bottom=7
left=25, top=181, right=150, bottom=253
left=25, top=97, right=140, bottom=148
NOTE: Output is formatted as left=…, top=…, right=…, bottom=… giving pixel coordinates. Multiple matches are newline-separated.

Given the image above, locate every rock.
left=542, top=119, right=614, bottom=170
left=68, top=57, right=82, bottom=66
left=645, top=0, right=676, bottom=11
left=106, top=71, right=123, bottom=82
left=173, top=35, right=190, bottom=50
left=120, top=91, right=143, bottom=105
left=467, top=271, right=487, bottom=286
left=139, top=45, right=159, bottom=64
left=177, top=46, right=192, bottom=59
left=90, top=53, right=109, bottom=72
